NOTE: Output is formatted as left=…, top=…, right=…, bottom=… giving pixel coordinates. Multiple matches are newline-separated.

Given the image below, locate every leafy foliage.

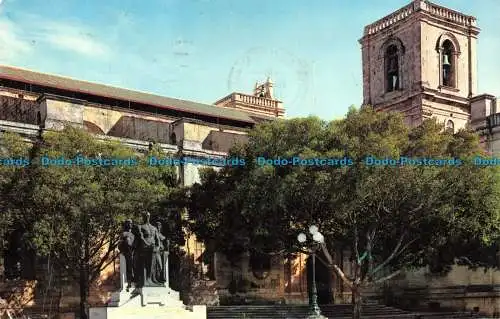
left=0, top=127, right=181, bottom=318
left=187, top=107, right=500, bottom=317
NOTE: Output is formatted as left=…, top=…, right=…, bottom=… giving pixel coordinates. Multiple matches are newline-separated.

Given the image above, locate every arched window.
left=441, top=40, right=455, bottom=87
left=385, top=45, right=399, bottom=92
left=446, top=120, right=454, bottom=133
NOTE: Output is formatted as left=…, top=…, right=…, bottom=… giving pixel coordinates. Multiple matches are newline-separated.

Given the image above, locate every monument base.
left=89, top=287, right=206, bottom=319
left=108, top=286, right=184, bottom=307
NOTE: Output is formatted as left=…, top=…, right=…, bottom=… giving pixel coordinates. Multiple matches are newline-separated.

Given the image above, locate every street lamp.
left=297, top=225, right=327, bottom=319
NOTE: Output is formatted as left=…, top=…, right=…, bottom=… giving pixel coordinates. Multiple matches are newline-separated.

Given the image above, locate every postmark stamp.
left=227, top=46, right=313, bottom=110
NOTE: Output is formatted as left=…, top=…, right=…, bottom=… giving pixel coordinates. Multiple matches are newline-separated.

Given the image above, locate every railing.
left=426, top=1, right=476, bottom=26
left=487, top=113, right=500, bottom=129
left=364, top=0, right=476, bottom=36
left=234, top=93, right=281, bottom=109
left=215, top=93, right=282, bottom=110
left=364, top=2, right=414, bottom=35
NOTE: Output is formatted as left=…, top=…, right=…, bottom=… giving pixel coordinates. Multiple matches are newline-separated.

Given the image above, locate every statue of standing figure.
left=118, top=211, right=169, bottom=289
left=118, top=219, right=135, bottom=291
left=155, top=221, right=169, bottom=283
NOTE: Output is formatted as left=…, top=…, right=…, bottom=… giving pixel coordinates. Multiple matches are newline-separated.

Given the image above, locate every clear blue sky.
left=0, top=0, right=498, bottom=120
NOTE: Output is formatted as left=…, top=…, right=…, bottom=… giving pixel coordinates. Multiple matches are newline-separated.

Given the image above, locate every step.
left=207, top=305, right=488, bottom=319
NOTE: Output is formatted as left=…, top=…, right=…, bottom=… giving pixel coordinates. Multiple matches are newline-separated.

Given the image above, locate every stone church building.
left=359, top=0, right=498, bottom=154
left=0, top=64, right=287, bottom=314
left=0, top=0, right=499, bottom=317
left=358, top=0, right=499, bottom=316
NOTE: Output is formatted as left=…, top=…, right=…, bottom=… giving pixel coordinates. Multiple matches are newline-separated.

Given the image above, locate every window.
left=385, top=45, right=399, bottom=92
left=441, top=40, right=455, bottom=87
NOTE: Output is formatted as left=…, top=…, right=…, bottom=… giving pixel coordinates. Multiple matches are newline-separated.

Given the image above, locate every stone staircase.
left=207, top=304, right=489, bottom=319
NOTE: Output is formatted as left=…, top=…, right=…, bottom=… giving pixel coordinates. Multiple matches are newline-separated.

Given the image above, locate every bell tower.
left=359, top=0, right=480, bottom=130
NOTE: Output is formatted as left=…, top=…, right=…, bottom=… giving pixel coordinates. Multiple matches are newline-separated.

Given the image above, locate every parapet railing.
left=364, top=2, right=415, bottom=35
left=426, top=1, right=476, bottom=26
left=363, top=0, right=476, bottom=36
left=487, top=113, right=500, bottom=129
left=215, top=93, right=282, bottom=109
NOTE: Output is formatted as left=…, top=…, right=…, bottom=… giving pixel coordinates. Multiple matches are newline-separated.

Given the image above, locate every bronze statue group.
left=118, top=211, right=169, bottom=291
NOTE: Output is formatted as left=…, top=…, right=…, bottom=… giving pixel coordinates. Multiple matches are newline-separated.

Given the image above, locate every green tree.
left=320, top=108, right=499, bottom=318
left=188, top=117, right=333, bottom=261
left=0, top=127, right=180, bottom=319
left=187, top=108, right=500, bottom=319
left=0, top=132, right=32, bottom=262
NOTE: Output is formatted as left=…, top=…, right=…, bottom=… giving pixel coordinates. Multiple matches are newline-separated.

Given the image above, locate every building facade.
left=360, top=1, right=499, bottom=316
left=359, top=0, right=499, bottom=136
left=0, top=65, right=284, bottom=184
left=0, top=65, right=296, bottom=313
left=0, top=0, right=499, bottom=316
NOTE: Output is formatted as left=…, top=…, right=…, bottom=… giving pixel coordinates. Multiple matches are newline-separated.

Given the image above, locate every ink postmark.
left=227, top=47, right=313, bottom=107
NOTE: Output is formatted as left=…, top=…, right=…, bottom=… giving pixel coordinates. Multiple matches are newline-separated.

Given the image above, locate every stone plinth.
left=108, top=287, right=183, bottom=308
left=89, top=304, right=206, bottom=319
left=90, top=287, right=206, bottom=319
left=89, top=253, right=207, bottom=319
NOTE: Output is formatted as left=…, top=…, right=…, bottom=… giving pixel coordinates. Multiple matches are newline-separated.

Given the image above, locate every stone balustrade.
left=364, top=0, right=476, bottom=36
left=426, top=1, right=476, bottom=26
left=215, top=93, right=282, bottom=110
left=234, top=93, right=281, bottom=109
left=364, top=2, right=415, bottom=35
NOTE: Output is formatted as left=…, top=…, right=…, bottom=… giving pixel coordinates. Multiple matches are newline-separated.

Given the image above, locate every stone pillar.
left=470, top=94, right=496, bottom=130
left=38, top=94, right=85, bottom=131
left=119, top=254, right=126, bottom=291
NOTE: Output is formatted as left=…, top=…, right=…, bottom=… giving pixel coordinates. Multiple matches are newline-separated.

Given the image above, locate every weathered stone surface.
left=91, top=286, right=206, bottom=319
left=360, top=0, right=479, bottom=130
left=185, top=280, right=219, bottom=306
left=0, top=95, right=39, bottom=125
left=89, top=303, right=206, bottom=319
left=107, top=286, right=183, bottom=308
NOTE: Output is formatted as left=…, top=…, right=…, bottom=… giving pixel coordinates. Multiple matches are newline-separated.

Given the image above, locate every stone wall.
left=385, top=266, right=500, bottom=316
left=360, top=1, right=479, bottom=131
left=214, top=252, right=284, bottom=291
left=422, top=98, right=470, bottom=131
left=420, top=22, right=476, bottom=97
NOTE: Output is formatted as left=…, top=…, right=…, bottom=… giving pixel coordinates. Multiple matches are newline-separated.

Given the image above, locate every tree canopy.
left=0, top=126, right=181, bottom=319
left=187, top=107, right=500, bottom=316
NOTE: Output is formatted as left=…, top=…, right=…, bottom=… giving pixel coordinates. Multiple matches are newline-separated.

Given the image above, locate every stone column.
left=119, top=254, right=126, bottom=291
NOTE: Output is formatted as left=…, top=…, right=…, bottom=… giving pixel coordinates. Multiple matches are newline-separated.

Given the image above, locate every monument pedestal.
left=90, top=285, right=206, bottom=319
left=89, top=287, right=206, bottom=319
left=89, top=254, right=206, bottom=319
left=108, top=286, right=183, bottom=307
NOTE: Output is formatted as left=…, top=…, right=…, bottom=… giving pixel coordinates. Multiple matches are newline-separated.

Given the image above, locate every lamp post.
left=297, top=225, right=327, bottom=319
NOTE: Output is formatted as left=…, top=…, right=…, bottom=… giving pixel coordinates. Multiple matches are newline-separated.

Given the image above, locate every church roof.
left=0, top=65, right=274, bottom=124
